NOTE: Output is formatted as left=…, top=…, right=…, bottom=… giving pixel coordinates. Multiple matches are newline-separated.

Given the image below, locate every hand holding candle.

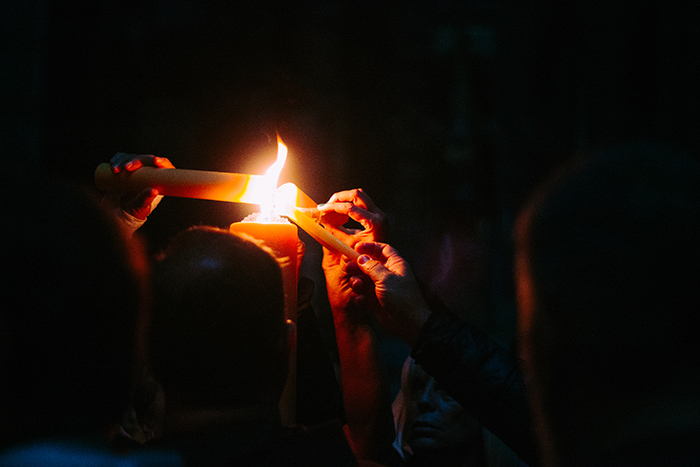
left=317, top=187, right=390, bottom=333
left=95, top=162, right=270, bottom=205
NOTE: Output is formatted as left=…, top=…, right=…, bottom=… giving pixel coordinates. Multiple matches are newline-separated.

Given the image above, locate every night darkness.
left=4, top=0, right=700, bottom=378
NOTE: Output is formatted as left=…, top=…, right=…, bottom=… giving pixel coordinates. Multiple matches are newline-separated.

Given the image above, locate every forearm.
left=333, top=312, right=395, bottom=462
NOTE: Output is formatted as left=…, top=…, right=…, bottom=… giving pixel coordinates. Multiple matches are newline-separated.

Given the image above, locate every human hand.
left=317, top=189, right=387, bottom=246
left=320, top=189, right=387, bottom=324
left=110, top=153, right=175, bottom=174
left=350, top=242, right=432, bottom=346
left=107, top=153, right=174, bottom=220
left=322, top=246, right=370, bottom=326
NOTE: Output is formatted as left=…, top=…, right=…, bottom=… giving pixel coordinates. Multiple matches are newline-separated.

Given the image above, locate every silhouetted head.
left=148, top=226, right=288, bottom=411
left=393, top=357, right=482, bottom=465
left=1, top=176, right=149, bottom=447
left=515, top=142, right=700, bottom=465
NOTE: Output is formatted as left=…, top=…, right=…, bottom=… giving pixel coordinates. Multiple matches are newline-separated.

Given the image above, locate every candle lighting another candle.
left=94, top=145, right=357, bottom=262
left=225, top=138, right=301, bottom=426
left=95, top=139, right=359, bottom=426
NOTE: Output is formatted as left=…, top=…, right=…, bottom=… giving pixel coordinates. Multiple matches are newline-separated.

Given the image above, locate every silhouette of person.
left=0, top=174, right=178, bottom=466
left=144, top=226, right=358, bottom=466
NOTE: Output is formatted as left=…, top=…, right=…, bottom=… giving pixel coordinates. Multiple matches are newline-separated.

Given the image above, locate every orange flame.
left=241, top=136, right=287, bottom=220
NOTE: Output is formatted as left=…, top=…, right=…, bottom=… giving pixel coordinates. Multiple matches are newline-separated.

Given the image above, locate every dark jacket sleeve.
left=410, top=304, right=540, bottom=467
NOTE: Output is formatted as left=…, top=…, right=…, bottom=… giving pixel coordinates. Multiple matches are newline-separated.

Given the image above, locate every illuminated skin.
left=109, top=153, right=174, bottom=220
left=403, top=360, right=481, bottom=454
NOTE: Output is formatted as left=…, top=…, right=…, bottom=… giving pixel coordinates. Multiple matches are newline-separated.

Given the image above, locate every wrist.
left=115, top=207, right=147, bottom=237
left=331, top=304, right=373, bottom=330
left=402, top=302, right=432, bottom=347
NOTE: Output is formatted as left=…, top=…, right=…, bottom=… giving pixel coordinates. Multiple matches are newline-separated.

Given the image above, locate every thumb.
left=356, top=254, right=390, bottom=283
left=123, top=188, right=160, bottom=220
left=136, top=187, right=160, bottom=207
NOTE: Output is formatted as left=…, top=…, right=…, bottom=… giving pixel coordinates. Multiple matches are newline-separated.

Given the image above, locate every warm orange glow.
left=274, top=182, right=317, bottom=209
left=273, top=182, right=300, bottom=209
left=256, top=137, right=288, bottom=219
left=94, top=163, right=269, bottom=204
left=94, top=137, right=312, bottom=210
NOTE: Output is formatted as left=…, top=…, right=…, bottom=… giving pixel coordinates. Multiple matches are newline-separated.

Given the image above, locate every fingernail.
left=125, top=161, right=133, bottom=169
left=317, top=203, right=327, bottom=210
left=358, top=255, right=369, bottom=265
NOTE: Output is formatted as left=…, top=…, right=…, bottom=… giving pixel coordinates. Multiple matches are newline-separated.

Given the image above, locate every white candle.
left=94, top=163, right=269, bottom=204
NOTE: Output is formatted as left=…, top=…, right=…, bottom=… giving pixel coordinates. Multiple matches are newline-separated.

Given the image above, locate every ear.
left=285, top=319, right=297, bottom=354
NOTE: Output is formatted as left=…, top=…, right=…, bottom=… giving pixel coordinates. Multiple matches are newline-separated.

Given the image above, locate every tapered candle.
left=280, top=204, right=360, bottom=261
left=275, top=183, right=360, bottom=261
left=94, top=163, right=269, bottom=204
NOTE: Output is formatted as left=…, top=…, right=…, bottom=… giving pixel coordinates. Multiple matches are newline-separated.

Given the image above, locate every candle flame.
left=257, top=136, right=287, bottom=220
left=274, top=183, right=298, bottom=208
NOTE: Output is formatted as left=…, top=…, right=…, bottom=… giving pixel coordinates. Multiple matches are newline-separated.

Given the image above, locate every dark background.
left=4, top=0, right=699, bottom=389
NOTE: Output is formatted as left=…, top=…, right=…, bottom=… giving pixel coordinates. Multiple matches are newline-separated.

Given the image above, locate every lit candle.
left=94, top=163, right=270, bottom=204
left=228, top=217, right=299, bottom=427
left=228, top=138, right=299, bottom=426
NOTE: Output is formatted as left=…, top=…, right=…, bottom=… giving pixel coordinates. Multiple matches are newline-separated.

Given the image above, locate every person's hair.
left=515, top=142, right=700, bottom=464
left=1, top=176, right=149, bottom=447
left=148, top=226, right=287, bottom=409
